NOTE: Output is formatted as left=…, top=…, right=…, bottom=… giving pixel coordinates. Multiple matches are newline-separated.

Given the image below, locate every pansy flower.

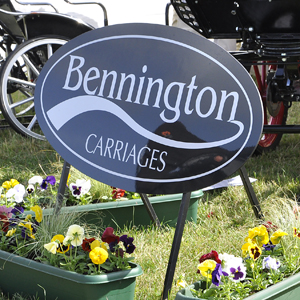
left=176, top=277, right=187, bottom=289
left=249, top=244, right=262, bottom=260
left=40, top=176, right=56, bottom=190
left=11, top=205, right=24, bottom=215
left=241, top=239, right=261, bottom=260
left=28, top=176, right=43, bottom=185
left=69, top=179, right=91, bottom=198
left=246, top=225, right=269, bottom=247
left=293, top=227, right=300, bottom=239
left=64, top=224, right=84, bottom=247
left=0, top=214, right=10, bottom=232
left=51, top=234, right=69, bottom=253
left=20, top=222, right=35, bottom=240
left=102, top=227, right=120, bottom=244
left=6, top=184, right=26, bottom=203
left=6, top=228, right=16, bottom=237
left=197, top=259, right=217, bottom=279
left=0, top=205, right=13, bottom=218
left=262, top=256, right=280, bottom=270
left=44, top=241, right=59, bottom=254
left=111, top=187, right=126, bottom=199
left=2, top=179, right=19, bottom=190
left=30, top=205, right=43, bottom=223
left=120, top=235, right=136, bottom=254
left=89, top=247, right=109, bottom=265
left=82, top=237, right=96, bottom=252
left=263, top=241, right=276, bottom=251
left=270, top=230, right=288, bottom=245
left=199, top=250, right=222, bottom=264
left=211, top=263, right=224, bottom=286
left=26, top=184, right=35, bottom=195
left=221, top=255, right=246, bottom=282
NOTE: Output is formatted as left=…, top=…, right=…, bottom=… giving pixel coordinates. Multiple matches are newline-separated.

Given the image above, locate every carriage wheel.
left=253, top=64, right=288, bottom=155
left=0, top=36, right=68, bottom=140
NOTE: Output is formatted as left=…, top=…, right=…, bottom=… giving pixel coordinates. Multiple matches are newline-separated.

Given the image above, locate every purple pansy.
left=109, top=239, right=120, bottom=252
left=211, top=263, right=224, bottom=286
left=40, top=176, right=56, bottom=190
left=11, top=206, right=24, bottom=215
left=229, top=266, right=245, bottom=281
left=263, top=241, right=276, bottom=251
left=120, top=235, right=136, bottom=254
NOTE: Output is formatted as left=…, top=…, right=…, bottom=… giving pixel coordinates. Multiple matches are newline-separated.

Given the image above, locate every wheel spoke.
left=21, top=53, right=40, bottom=77
left=16, top=103, right=34, bottom=116
left=27, top=114, right=37, bottom=130
left=8, top=76, right=36, bottom=87
left=47, top=43, right=54, bottom=59
left=9, top=96, right=34, bottom=109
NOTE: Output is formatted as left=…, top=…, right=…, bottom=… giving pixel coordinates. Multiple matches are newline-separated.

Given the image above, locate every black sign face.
left=35, top=23, right=263, bottom=194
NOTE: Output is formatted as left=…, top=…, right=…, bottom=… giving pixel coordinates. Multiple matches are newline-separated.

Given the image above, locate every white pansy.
left=28, top=175, right=43, bottom=185
left=220, top=254, right=246, bottom=282
left=263, top=256, right=280, bottom=270
left=6, top=184, right=26, bottom=203
left=65, top=224, right=85, bottom=247
left=69, top=179, right=91, bottom=198
left=44, top=241, right=58, bottom=254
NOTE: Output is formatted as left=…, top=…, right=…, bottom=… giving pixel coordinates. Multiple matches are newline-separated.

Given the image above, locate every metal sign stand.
left=162, top=192, right=191, bottom=300
left=54, top=161, right=161, bottom=227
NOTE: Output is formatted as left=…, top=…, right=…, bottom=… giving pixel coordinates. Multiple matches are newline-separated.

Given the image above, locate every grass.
left=1, top=101, right=300, bottom=299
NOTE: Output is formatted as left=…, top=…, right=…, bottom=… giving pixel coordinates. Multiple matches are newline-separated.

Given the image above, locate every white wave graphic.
left=46, top=95, right=244, bottom=150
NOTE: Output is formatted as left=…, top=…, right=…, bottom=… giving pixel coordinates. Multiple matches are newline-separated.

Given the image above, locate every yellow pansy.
left=51, top=234, right=69, bottom=254
left=19, top=222, right=35, bottom=239
left=176, top=278, right=187, bottom=288
left=293, top=227, right=300, bottom=239
left=2, top=179, right=17, bottom=190
left=89, top=247, right=109, bottom=265
left=30, top=205, right=43, bottom=223
left=249, top=244, right=262, bottom=260
left=2, top=179, right=19, bottom=189
left=90, top=239, right=107, bottom=251
left=270, top=230, right=288, bottom=245
left=44, top=241, right=59, bottom=254
left=197, top=259, right=217, bottom=279
left=25, top=214, right=32, bottom=222
left=6, top=228, right=16, bottom=237
left=246, top=225, right=269, bottom=247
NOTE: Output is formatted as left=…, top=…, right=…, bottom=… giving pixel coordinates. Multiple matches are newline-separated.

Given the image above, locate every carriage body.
left=172, top=0, right=300, bottom=153
left=172, top=0, right=300, bottom=57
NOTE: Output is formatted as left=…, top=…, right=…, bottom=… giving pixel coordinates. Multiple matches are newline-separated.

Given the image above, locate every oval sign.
left=35, top=23, right=263, bottom=194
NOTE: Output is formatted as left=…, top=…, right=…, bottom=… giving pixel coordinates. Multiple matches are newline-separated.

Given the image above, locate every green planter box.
left=28, top=190, right=203, bottom=228
left=0, top=250, right=143, bottom=300
left=175, top=273, right=300, bottom=300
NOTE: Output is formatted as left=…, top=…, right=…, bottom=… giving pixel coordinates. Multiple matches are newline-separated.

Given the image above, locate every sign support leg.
left=54, top=161, right=71, bottom=215
left=239, top=166, right=264, bottom=219
left=140, top=193, right=161, bottom=228
left=162, top=191, right=191, bottom=300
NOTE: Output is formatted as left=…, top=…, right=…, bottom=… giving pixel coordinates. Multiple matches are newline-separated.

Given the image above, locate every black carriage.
left=171, top=0, right=300, bottom=153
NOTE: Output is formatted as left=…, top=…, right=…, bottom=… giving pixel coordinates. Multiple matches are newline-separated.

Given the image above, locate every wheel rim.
left=253, top=65, right=286, bottom=149
left=259, top=101, right=285, bottom=148
left=0, top=38, right=68, bottom=140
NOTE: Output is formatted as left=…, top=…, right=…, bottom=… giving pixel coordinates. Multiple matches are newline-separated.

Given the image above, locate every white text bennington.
left=62, top=55, right=240, bottom=124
